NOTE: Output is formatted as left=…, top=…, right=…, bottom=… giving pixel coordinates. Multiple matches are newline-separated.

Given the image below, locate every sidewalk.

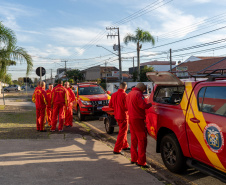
left=0, top=100, right=35, bottom=107
left=0, top=133, right=164, bottom=185
left=0, top=95, right=35, bottom=107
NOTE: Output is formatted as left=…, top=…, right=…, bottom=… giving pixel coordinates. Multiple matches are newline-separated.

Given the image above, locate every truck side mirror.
left=107, top=91, right=111, bottom=94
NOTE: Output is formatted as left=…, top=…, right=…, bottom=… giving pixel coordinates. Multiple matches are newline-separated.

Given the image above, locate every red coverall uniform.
left=64, top=87, right=76, bottom=127
left=32, top=87, right=48, bottom=131
left=51, top=84, right=68, bottom=131
left=109, top=89, right=129, bottom=153
left=126, top=87, right=152, bottom=166
left=46, top=89, right=52, bottom=126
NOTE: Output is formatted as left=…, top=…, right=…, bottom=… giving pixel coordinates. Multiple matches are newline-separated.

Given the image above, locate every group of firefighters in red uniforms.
left=32, top=80, right=151, bottom=168
left=32, top=80, right=76, bottom=132
left=109, top=82, right=151, bottom=168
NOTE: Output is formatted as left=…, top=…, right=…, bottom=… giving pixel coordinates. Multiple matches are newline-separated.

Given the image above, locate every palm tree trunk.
left=137, top=41, right=140, bottom=82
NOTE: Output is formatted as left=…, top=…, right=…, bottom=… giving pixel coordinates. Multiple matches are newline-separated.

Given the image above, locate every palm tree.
left=124, top=27, right=155, bottom=81
left=0, top=22, right=33, bottom=80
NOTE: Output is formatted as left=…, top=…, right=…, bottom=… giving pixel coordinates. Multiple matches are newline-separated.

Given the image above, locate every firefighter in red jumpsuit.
left=109, top=82, right=130, bottom=154
left=46, top=83, right=53, bottom=127
left=32, top=81, right=48, bottom=132
left=51, top=80, right=69, bottom=132
left=64, top=82, right=76, bottom=127
left=126, top=82, right=152, bottom=168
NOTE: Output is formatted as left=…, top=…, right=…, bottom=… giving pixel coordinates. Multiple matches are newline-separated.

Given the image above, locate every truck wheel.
left=73, top=108, right=77, bottom=115
left=105, top=117, right=114, bottom=134
left=73, top=109, right=77, bottom=115
left=160, top=134, right=186, bottom=173
left=78, top=107, right=85, bottom=121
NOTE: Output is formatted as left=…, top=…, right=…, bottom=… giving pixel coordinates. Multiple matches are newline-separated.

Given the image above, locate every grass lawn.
left=0, top=108, right=49, bottom=139
left=0, top=105, right=5, bottom=110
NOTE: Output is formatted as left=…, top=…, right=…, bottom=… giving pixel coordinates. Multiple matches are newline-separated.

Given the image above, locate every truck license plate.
left=97, top=107, right=102, bottom=110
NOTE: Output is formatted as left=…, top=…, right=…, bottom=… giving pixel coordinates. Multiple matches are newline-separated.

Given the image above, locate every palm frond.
left=141, top=31, right=155, bottom=45
left=0, top=22, right=17, bottom=50
left=123, top=34, right=137, bottom=45
left=135, top=27, right=143, bottom=41
left=10, top=46, right=33, bottom=75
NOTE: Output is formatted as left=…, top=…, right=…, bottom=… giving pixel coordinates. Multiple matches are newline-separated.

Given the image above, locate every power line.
left=60, top=0, right=174, bottom=60
left=157, top=12, right=226, bottom=40
left=120, top=24, right=226, bottom=57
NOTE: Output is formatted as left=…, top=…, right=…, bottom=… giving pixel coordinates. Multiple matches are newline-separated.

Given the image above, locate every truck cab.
left=72, top=82, right=111, bottom=121
left=146, top=71, right=226, bottom=182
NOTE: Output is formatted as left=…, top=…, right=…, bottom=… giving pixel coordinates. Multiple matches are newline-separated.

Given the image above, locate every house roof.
left=172, top=57, right=226, bottom=73
left=100, top=66, right=119, bottom=70
left=196, top=56, right=222, bottom=60
left=141, top=61, right=176, bottom=66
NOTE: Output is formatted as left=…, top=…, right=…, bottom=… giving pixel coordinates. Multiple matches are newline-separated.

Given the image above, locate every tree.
left=132, top=71, right=138, bottom=82
left=3, top=73, right=12, bottom=85
left=140, top=66, right=154, bottom=82
left=66, top=69, right=83, bottom=83
left=0, top=22, right=33, bottom=80
left=124, top=27, right=155, bottom=81
left=68, top=78, right=74, bottom=84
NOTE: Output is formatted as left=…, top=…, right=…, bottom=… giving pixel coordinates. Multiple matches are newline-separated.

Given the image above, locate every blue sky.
left=1, top=0, right=226, bottom=80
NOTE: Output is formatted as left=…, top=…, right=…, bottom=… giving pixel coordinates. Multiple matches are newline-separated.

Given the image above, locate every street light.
left=96, top=45, right=122, bottom=83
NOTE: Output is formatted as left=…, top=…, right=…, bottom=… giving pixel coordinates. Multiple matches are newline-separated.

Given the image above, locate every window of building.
left=154, top=86, right=185, bottom=105
left=198, top=86, right=226, bottom=117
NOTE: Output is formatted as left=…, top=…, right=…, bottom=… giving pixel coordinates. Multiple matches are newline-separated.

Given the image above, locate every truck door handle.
left=190, top=117, right=200, bottom=123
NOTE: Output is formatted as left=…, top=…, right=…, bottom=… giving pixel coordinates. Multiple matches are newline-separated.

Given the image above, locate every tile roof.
left=196, top=56, right=222, bottom=60
left=172, top=57, right=226, bottom=73
left=141, top=61, right=176, bottom=66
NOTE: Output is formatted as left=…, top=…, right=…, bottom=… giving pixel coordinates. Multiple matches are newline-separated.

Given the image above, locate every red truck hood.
left=79, top=94, right=110, bottom=101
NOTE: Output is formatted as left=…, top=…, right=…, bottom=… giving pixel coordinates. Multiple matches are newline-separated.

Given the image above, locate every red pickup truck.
left=72, top=83, right=111, bottom=121
left=145, top=71, right=226, bottom=182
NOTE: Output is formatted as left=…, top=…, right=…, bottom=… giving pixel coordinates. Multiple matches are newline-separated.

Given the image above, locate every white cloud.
left=0, top=2, right=34, bottom=30
left=75, top=48, right=85, bottom=56
left=48, top=27, right=102, bottom=45
left=193, top=0, right=211, bottom=3
left=151, top=4, right=205, bottom=39
left=0, top=2, right=42, bottom=43
left=48, top=26, right=119, bottom=49
left=46, top=45, right=71, bottom=57
left=197, top=34, right=226, bottom=43
left=27, top=45, right=71, bottom=59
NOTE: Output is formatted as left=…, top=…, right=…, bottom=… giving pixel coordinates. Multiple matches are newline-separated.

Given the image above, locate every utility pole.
left=50, top=69, right=53, bottom=84
left=133, top=57, right=134, bottom=73
left=106, top=27, right=122, bottom=83
left=62, top=60, right=68, bottom=80
left=169, top=49, right=172, bottom=72
left=105, top=61, right=107, bottom=90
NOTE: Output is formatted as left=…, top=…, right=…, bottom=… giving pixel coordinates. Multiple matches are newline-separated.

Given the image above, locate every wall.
left=107, top=82, right=153, bottom=94
left=84, top=66, right=101, bottom=81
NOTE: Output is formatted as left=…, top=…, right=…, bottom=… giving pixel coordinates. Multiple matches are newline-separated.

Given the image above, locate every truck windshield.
left=79, top=86, right=106, bottom=95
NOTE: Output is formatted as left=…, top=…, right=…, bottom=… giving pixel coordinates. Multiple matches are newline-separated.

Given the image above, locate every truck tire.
left=77, top=107, right=85, bottom=121
left=73, top=107, right=77, bottom=115
left=160, top=134, right=186, bottom=173
left=73, top=109, right=77, bottom=115
left=105, top=117, right=114, bottom=134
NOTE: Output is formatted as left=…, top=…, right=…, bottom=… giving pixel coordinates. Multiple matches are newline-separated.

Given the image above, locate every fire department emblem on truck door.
left=203, top=124, right=224, bottom=153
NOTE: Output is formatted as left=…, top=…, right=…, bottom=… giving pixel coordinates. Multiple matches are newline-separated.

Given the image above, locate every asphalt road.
left=78, top=115, right=225, bottom=185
